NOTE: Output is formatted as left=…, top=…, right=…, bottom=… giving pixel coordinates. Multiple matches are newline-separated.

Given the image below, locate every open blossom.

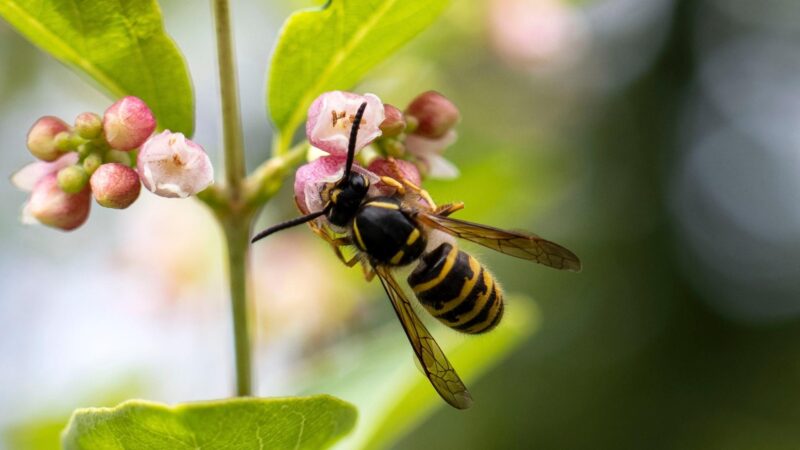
left=103, top=96, right=157, bottom=151
left=11, top=152, right=79, bottom=192
left=294, top=156, right=379, bottom=214
left=137, top=131, right=214, bottom=198
left=405, top=130, right=459, bottom=179
left=306, top=91, right=385, bottom=156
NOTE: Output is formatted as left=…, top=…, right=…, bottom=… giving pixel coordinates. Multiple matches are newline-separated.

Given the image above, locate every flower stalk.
left=212, top=0, right=253, bottom=397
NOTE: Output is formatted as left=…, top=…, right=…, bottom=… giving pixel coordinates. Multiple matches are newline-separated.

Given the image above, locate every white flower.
left=405, top=130, right=460, bottom=179
left=305, top=91, right=385, bottom=156
left=137, top=131, right=214, bottom=198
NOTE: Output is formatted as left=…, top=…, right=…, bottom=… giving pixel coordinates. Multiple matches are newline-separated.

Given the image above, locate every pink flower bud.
left=90, top=163, right=141, bottom=209
left=405, top=91, right=461, bottom=139
left=74, top=112, right=103, bottom=139
left=24, top=173, right=91, bottom=231
left=306, top=91, right=385, bottom=156
left=26, top=116, right=71, bottom=161
left=380, top=104, right=406, bottom=137
left=368, top=158, right=422, bottom=187
left=103, top=96, right=156, bottom=151
left=137, top=131, right=214, bottom=198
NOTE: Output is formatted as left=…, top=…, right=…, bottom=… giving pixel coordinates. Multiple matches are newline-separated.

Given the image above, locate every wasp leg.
left=403, top=179, right=436, bottom=209
left=433, top=202, right=465, bottom=217
left=384, top=157, right=437, bottom=209
left=362, top=263, right=376, bottom=281
left=308, top=220, right=356, bottom=266
left=380, top=176, right=406, bottom=195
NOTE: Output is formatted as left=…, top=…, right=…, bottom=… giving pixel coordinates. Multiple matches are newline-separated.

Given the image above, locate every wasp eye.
left=349, top=173, right=368, bottom=192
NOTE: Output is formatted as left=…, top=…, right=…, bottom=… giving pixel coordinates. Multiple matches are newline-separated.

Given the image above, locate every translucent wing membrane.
left=375, top=266, right=473, bottom=409
left=417, top=213, right=582, bottom=272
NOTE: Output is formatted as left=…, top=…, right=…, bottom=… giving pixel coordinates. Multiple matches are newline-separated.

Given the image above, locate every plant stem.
left=213, top=0, right=246, bottom=199
left=223, top=218, right=253, bottom=396
left=212, top=0, right=253, bottom=397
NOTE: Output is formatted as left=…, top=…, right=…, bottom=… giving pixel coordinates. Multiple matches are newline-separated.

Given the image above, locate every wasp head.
left=325, top=171, right=369, bottom=226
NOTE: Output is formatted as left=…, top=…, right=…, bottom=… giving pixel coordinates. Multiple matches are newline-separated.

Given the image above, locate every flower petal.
left=137, top=131, right=214, bottom=198
left=11, top=153, right=79, bottom=192
left=306, top=91, right=385, bottom=156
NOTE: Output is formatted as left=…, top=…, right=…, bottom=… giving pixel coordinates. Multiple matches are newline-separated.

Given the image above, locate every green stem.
left=223, top=218, right=253, bottom=396
left=212, top=0, right=253, bottom=397
left=213, top=0, right=246, bottom=199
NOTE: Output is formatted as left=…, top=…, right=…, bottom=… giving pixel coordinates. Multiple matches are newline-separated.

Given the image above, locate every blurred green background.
left=3, top=0, right=800, bottom=449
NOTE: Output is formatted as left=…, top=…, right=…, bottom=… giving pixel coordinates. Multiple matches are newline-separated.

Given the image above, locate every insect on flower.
left=251, top=102, right=581, bottom=409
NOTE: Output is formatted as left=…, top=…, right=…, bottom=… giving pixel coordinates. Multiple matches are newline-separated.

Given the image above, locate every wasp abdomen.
left=352, top=197, right=426, bottom=266
left=408, top=243, right=504, bottom=334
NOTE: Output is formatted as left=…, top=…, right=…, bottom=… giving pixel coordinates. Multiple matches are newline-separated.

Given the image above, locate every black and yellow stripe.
left=408, top=243, right=504, bottom=334
left=351, top=196, right=426, bottom=266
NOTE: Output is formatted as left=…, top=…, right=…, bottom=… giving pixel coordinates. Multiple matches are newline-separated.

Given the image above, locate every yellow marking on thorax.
left=433, top=256, right=483, bottom=316
left=352, top=219, right=366, bottom=250
left=390, top=250, right=406, bottom=265
left=443, top=270, right=495, bottom=327
left=406, top=228, right=421, bottom=246
left=412, top=246, right=458, bottom=294
left=367, top=201, right=400, bottom=210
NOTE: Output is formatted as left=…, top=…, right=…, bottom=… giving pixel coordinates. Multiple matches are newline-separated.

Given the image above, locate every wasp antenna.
left=251, top=205, right=330, bottom=243
left=342, top=101, right=368, bottom=181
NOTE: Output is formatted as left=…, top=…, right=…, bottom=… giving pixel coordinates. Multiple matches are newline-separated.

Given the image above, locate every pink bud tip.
left=90, top=163, right=141, bottom=209
left=306, top=91, right=385, bottom=156
left=137, top=131, right=214, bottom=198
left=25, top=173, right=91, bottom=231
left=103, top=96, right=157, bottom=151
left=405, top=91, right=461, bottom=139
left=379, top=104, right=406, bottom=137
left=26, top=116, right=71, bottom=161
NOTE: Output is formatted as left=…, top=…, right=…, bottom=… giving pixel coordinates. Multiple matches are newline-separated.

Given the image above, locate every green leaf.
left=304, top=295, right=538, bottom=450
left=0, top=0, right=194, bottom=135
left=61, top=395, right=358, bottom=450
left=268, top=0, right=450, bottom=150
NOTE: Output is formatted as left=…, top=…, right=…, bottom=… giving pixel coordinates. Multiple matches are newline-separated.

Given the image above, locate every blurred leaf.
left=268, top=0, right=449, bottom=143
left=0, top=0, right=194, bottom=135
left=305, top=295, right=538, bottom=450
left=3, top=376, right=146, bottom=450
left=4, top=418, right=64, bottom=450
left=62, top=395, right=357, bottom=450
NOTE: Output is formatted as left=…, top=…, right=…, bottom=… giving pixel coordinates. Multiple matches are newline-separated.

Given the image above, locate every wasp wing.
left=375, top=266, right=473, bottom=409
left=417, top=213, right=581, bottom=272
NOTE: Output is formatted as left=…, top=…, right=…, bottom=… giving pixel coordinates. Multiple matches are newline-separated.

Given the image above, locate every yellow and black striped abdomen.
left=407, top=243, right=504, bottom=334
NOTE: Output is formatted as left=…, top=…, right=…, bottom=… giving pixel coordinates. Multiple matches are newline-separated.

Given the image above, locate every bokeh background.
left=3, top=0, right=800, bottom=449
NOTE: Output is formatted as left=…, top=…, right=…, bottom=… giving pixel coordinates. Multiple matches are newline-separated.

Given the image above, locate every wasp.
left=251, top=102, right=581, bottom=409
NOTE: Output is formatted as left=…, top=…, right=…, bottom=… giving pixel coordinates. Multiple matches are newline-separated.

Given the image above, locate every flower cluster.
left=12, top=96, right=214, bottom=230
left=295, top=90, right=461, bottom=214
